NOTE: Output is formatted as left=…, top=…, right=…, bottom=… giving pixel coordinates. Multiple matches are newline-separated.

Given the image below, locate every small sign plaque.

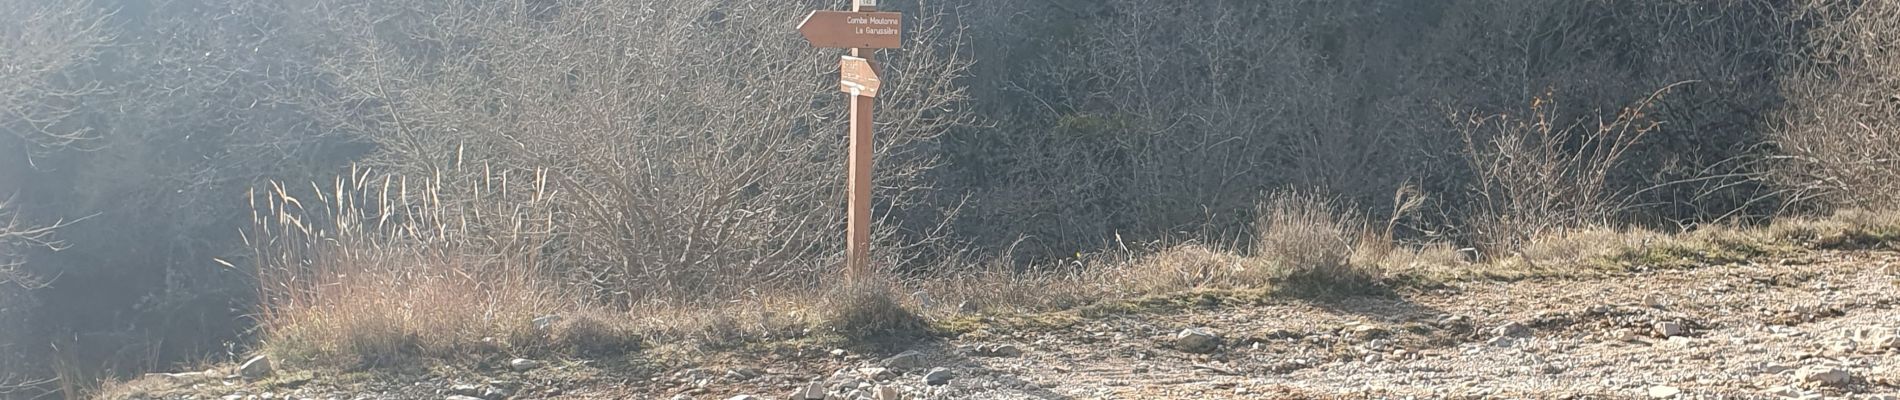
left=839, top=56, right=881, bottom=97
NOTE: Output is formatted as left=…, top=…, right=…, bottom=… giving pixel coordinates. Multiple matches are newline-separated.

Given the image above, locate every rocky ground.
left=111, top=250, right=1900, bottom=400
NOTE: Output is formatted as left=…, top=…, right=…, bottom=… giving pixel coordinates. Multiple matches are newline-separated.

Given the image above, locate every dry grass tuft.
left=546, top=313, right=641, bottom=358
left=1765, top=209, right=1900, bottom=249
left=1520, top=227, right=1662, bottom=264
left=625, top=281, right=928, bottom=350
left=1253, top=192, right=1383, bottom=292
left=821, top=283, right=929, bottom=343
left=629, top=294, right=819, bottom=351
left=1112, top=245, right=1261, bottom=295
left=1255, top=192, right=1356, bottom=275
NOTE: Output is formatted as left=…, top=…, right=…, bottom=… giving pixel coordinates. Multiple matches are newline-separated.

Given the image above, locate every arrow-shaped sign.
left=839, top=56, right=881, bottom=97
left=798, top=11, right=902, bottom=49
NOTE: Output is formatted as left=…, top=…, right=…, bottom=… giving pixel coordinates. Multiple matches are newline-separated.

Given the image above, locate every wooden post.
left=798, top=1, right=899, bottom=283
left=845, top=0, right=877, bottom=282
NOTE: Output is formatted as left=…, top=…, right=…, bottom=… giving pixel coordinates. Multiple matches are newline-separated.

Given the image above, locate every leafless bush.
left=943, top=0, right=1807, bottom=259
left=0, top=0, right=363, bottom=391
left=0, top=5, right=99, bottom=363
left=1455, top=86, right=1678, bottom=255
left=0, top=0, right=110, bottom=153
left=944, top=0, right=1398, bottom=259
left=1772, top=0, right=1900, bottom=209
left=0, top=200, right=62, bottom=400
left=0, top=201, right=66, bottom=288
left=298, top=0, right=973, bottom=302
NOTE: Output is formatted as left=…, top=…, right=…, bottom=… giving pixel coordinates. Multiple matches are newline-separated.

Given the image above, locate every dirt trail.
left=114, top=251, right=1900, bottom=400
left=921, top=250, right=1900, bottom=399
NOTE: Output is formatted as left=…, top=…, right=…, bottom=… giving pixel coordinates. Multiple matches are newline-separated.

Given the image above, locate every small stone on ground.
left=238, top=355, right=272, bottom=379
left=1174, top=328, right=1221, bottom=353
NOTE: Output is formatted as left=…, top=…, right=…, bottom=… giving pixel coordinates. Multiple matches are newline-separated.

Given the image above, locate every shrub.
left=1454, top=87, right=1677, bottom=255
left=0, top=0, right=109, bottom=152
left=1771, top=1, right=1900, bottom=209
left=298, top=0, right=974, bottom=303
left=0, top=201, right=65, bottom=396
left=943, top=0, right=1806, bottom=259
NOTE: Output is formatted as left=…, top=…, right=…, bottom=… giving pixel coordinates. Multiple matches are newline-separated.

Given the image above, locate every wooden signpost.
left=797, top=11, right=903, bottom=49
left=800, top=0, right=901, bottom=281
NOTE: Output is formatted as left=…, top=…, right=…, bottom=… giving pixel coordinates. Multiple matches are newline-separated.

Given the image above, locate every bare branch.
left=0, top=0, right=112, bottom=153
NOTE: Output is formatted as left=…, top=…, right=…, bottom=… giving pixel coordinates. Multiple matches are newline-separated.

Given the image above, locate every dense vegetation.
left=4, top=0, right=1899, bottom=396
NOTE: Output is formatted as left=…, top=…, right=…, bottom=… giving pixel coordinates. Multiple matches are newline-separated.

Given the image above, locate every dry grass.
left=1524, top=227, right=1669, bottom=264
left=242, top=166, right=1900, bottom=372
left=543, top=313, right=642, bottom=358
left=249, top=170, right=628, bottom=368
left=934, top=208, right=1900, bottom=328
left=1253, top=192, right=1384, bottom=292
left=258, top=251, right=584, bottom=367
left=920, top=193, right=1435, bottom=317
left=627, top=292, right=822, bottom=352
left=248, top=167, right=952, bottom=367
left=1762, top=209, right=1900, bottom=249
left=820, top=284, right=930, bottom=343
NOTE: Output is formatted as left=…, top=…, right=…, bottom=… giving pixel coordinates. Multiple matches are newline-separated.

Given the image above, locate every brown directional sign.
left=798, top=11, right=902, bottom=49
left=839, top=56, right=881, bottom=98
